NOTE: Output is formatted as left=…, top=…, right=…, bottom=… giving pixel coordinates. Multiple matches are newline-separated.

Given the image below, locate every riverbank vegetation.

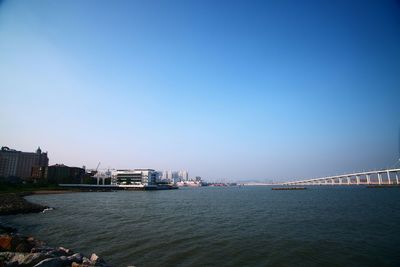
left=0, top=174, right=75, bottom=194
left=0, top=182, right=62, bottom=194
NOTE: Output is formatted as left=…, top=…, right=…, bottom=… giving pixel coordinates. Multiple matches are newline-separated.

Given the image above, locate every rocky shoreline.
left=0, top=193, right=112, bottom=267
left=0, top=193, right=48, bottom=216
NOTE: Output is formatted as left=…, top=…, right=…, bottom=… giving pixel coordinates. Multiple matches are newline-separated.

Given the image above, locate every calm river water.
left=1, top=186, right=400, bottom=267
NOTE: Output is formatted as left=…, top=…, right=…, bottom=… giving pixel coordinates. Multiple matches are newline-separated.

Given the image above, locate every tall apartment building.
left=179, top=170, right=189, bottom=181
left=0, top=146, right=49, bottom=179
left=167, top=170, right=173, bottom=180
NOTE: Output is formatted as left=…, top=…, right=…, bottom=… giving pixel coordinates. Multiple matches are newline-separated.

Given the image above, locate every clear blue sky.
left=1, top=0, right=399, bottom=181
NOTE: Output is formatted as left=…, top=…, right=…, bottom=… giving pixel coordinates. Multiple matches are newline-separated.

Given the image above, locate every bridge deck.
left=283, top=168, right=400, bottom=185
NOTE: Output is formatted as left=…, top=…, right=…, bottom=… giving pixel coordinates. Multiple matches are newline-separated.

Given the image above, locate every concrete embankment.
left=0, top=193, right=113, bottom=267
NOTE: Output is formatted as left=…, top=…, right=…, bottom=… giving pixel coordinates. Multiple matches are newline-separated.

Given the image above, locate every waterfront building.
left=111, top=169, right=157, bottom=186
left=47, top=164, right=86, bottom=184
left=31, top=166, right=48, bottom=181
left=0, top=146, right=49, bottom=180
left=162, top=170, right=168, bottom=180
left=160, top=170, right=175, bottom=183
left=171, top=171, right=180, bottom=183
left=158, top=170, right=195, bottom=184
left=159, top=170, right=174, bottom=183
left=155, top=171, right=163, bottom=182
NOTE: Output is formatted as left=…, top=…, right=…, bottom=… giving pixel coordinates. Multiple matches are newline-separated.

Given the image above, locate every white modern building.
left=111, top=169, right=158, bottom=187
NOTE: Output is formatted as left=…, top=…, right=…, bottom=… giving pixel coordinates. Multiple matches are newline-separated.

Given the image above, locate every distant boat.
left=176, top=181, right=202, bottom=187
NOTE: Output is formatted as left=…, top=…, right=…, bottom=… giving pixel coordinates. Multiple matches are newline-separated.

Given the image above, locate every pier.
left=58, top=184, right=178, bottom=190
left=282, top=168, right=400, bottom=186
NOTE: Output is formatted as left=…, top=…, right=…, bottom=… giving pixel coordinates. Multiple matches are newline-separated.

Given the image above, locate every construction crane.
left=87, top=162, right=101, bottom=177
left=93, top=162, right=102, bottom=185
left=95, top=162, right=101, bottom=174
left=93, top=163, right=111, bottom=186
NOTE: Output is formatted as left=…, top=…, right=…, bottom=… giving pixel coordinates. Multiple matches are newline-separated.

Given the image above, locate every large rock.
left=57, top=247, right=73, bottom=256
left=30, top=246, right=73, bottom=258
left=0, top=233, right=111, bottom=267
left=82, top=257, right=92, bottom=265
left=31, top=246, right=55, bottom=254
left=0, top=234, right=34, bottom=252
left=90, top=253, right=111, bottom=267
left=0, top=252, right=15, bottom=261
left=27, top=237, right=45, bottom=248
left=14, top=242, right=31, bottom=253
left=33, top=257, right=68, bottom=267
left=90, top=253, right=104, bottom=264
left=0, top=235, right=12, bottom=251
left=59, top=255, right=73, bottom=266
left=67, top=253, right=84, bottom=264
left=71, top=263, right=92, bottom=267
left=0, top=252, right=50, bottom=266
left=13, top=239, right=34, bottom=253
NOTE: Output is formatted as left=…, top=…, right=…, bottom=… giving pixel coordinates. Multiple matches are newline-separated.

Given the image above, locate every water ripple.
left=1, top=187, right=399, bottom=267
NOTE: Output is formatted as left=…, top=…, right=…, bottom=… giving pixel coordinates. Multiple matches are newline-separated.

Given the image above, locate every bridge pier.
left=378, top=173, right=382, bottom=185
left=366, top=174, right=370, bottom=184
left=347, top=176, right=351, bottom=185
left=356, top=175, right=360, bottom=185
left=387, top=170, right=391, bottom=185
left=396, top=172, right=399, bottom=184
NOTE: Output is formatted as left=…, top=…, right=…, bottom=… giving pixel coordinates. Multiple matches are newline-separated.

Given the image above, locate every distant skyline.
left=1, top=0, right=399, bottom=181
